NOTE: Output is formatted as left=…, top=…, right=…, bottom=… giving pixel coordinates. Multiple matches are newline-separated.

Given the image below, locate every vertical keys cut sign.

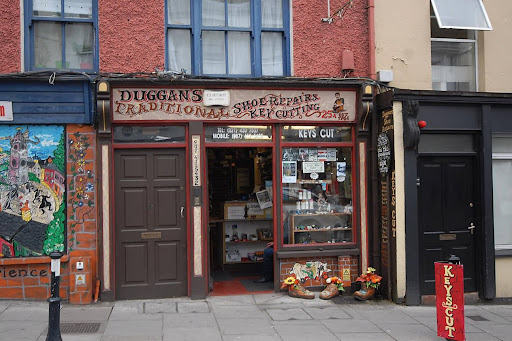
left=435, top=262, right=465, bottom=341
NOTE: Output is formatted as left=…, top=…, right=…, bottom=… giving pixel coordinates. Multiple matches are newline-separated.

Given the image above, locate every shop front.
left=97, top=79, right=373, bottom=300
left=0, top=76, right=96, bottom=304
left=385, top=89, right=512, bottom=305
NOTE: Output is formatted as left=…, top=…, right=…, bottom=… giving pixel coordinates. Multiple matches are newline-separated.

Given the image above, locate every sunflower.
left=284, top=277, right=296, bottom=285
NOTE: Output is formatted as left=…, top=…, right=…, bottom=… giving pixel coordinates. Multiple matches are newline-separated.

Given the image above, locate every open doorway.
left=207, top=147, right=274, bottom=296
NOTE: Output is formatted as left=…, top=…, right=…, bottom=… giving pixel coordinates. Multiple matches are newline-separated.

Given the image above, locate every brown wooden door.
left=114, top=149, right=187, bottom=299
left=418, top=156, right=477, bottom=294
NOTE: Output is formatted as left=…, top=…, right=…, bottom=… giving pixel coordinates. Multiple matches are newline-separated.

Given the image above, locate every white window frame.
left=431, top=0, right=492, bottom=30
left=492, top=134, right=512, bottom=251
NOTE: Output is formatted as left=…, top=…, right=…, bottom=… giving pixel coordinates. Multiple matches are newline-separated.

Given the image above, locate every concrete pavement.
left=0, top=293, right=511, bottom=340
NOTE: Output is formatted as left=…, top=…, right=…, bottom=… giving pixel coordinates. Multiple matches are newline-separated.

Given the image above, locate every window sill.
left=276, top=248, right=359, bottom=259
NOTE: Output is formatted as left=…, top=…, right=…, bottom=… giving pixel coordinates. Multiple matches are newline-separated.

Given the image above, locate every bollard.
left=46, top=251, right=63, bottom=341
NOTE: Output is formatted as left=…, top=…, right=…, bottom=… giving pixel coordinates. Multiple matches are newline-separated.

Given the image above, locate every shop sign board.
left=205, top=125, right=272, bottom=143
left=0, top=101, right=13, bottom=121
left=112, top=88, right=356, bottom=122
left=435, top=262, right=465, bottom=341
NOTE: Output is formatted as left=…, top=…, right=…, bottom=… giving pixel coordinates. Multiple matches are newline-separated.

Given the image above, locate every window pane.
left=66, top=23, right=94, bottom=69
left=203, top=0, right=225, bottom=26
left=228, top=32, right=251, bottom=74
left=282, top=126, right=352, bottom=143
left=203, top=31, right=226, bottom=74
left=64, top=0, right=92, bottom=19
left=418, top=134, right=474, bottom=153
left=33, top=0, right=61, bottom=17
left=114, top=126, right=186, bottom=143
left=493, top=159, right=512, bottom=249
left=282, top=148, right=353, bottom=245
left=261, top=32, right=283, bottom=76
left=168, top=0, right=190, bottom=25
left=431, top=0, right=491, bottom=30
left=430, top=18, right=475, bottom=39
left=431, top=41, right=476, bottom=91
left=228, top=0, right=250, bottom=28
left=493, top=136, right=512, bottom=154
left=262, top=0, right=283, bottom=28
left=34, top=22, right=62, bottom=69
left=168, top=29, right=191, bottom=73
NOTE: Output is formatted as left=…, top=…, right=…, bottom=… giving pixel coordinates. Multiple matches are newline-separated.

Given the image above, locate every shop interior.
left=207, top=147, right=274, bottom=295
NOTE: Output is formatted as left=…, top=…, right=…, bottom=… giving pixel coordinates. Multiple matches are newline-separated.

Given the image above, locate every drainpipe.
left=368, top=0, right=376, bottom=79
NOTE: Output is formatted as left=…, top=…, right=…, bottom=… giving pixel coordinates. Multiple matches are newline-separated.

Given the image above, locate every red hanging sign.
left=435, top=262, right=465, bottom=341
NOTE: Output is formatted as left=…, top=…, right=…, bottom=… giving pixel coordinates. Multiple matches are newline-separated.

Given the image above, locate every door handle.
left=181, top=207, right=184, bottom=218
left=468, top=223, right=475, bottom=234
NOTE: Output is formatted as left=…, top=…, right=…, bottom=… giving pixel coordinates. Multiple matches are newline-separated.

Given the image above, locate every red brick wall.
left=0, top=125, right=97, bottom=303
left=99, top=0, right=165, bottom=73
left=279, top=255, right=359, bottom=289
left=292, top=0, right=370, bottom=78
left=0, top=3, right=21, bottom=73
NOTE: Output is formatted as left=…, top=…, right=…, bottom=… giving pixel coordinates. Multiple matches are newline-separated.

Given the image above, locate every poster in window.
left=282, top=148, right=298, bottom=161
left=282, top=161, right=297, bottom=183
left=298, top=148, right=309, bottom=161
left=337, top=161, right=346, bottom=182
left=307, top=148, right=318, bottom=161
left=256, top=189, right=273, bottom=209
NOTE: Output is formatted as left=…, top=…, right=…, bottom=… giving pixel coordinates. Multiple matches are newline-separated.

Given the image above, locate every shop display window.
left=280, top=126, right=354, bottom=246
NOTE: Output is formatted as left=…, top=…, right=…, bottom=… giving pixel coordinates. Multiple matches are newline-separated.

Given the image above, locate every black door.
left=418, top=156, right=477, bottom=294
left=114, top=149, right=187, bottom=299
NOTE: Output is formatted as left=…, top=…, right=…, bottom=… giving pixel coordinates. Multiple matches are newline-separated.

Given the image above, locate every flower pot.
left=319, top=283, right=340, bottom=300
left=354, top=286, right=376, bottom=301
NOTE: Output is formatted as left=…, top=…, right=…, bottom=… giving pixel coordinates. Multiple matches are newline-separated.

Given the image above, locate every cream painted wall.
left=480, top=1, right=512, bottom=92
left=393, top=101, right=406, bottom=300
left=374, top=0, right=431, bottom=90
left=375, top=1, right=512, bottom=92
left=496, top=258, right=512, bottom=297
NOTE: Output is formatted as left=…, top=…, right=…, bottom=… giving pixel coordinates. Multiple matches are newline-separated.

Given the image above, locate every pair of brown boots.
left=286, top=283, right=340, bottom=300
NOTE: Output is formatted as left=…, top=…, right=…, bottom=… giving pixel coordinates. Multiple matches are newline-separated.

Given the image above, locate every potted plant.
left=319, top=276, right=345, bottom=300
left=280, top=275, right=315, bottom=299
left=354, top=267, right=382, bottom=301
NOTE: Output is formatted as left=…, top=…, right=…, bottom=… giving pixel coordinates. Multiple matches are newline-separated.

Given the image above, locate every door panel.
left=418, top=156, right=476, bottom=294
left=115, top=149, right=187, bottom=299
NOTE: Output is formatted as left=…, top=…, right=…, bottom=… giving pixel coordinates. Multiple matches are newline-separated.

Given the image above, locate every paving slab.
left=253, top=293, right=305, bottom=305
left=0, top=305, right=48, bottom=321
left=303, top=306, right=352, bottom=320
left=332, top=332, right=396, bottom=341
left=101, top=336, right=162, bottom=341
left=108, top=306, right=162, bottom=321
left=379, top=323, right=443, bottom=340
left=474, top=323, right=512, bottom=340
left=216, top=318, right=277, bottom=336
left=222, top=335, right=282, bottom=341
left=0, top=320, right=47, bottom=339
left=322, top=319, right=382, bottom=333
left=207, top=295, right=255, bottom=306
left=212, top=305, right=267, bottom=319
left=177, top=301, right=210, bottom=313
left=464, top=333, right=502, bottom=341
left=265, top=308, right=312, bottom=321
left=144, top=301, right=177, bottom=314
left=60, top=306, right=112, bottom=322
left=163, top=312, right=218, bottom=328
left=103, top=320, right=163, bottom=337
left=465, top=306, right=512, bottom=325
left=479, top=305, right=512, bottom=317
left=359, top=309, right=420, bottom=325
left=398, top=305, right=438, bottom=317
left=163, top=327, right=222, bottom=341
left=272, top=321, right=339, bottom=341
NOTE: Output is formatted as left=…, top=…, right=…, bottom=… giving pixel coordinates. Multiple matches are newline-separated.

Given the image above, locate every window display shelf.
left=290, top=212, right=352, bottom=244
left=293, top=228, right=352, bottom=232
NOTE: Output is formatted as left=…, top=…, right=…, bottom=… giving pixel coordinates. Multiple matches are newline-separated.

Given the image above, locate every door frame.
left=416, top=154, right=481, bottom=295
left=110, top=125, right=190, bottom=300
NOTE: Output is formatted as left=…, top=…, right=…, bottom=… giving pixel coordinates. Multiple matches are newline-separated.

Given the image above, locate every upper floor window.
left=430, top=0, right=492, bottom=91
left=26, top=0, right=98, bottom=71
left=166, top=0, right=290, bottom=77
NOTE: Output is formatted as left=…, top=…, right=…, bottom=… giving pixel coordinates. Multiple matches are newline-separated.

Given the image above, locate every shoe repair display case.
left=223, top=201, right=272, bottom=264
left=289, top=212, right=352, bottom=244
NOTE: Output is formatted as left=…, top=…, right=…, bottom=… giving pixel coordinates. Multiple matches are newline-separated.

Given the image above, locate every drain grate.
left=467, top=315, right=489, bottom=321
left=61, top=322, right=101, bottom=334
